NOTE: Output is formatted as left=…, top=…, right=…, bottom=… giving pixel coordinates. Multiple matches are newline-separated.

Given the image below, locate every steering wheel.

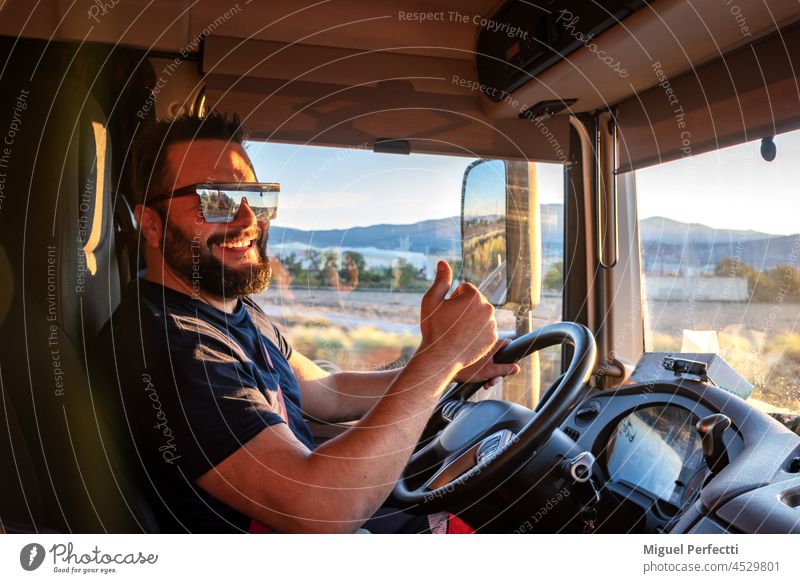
left=392, top=322, right=597, bottom=511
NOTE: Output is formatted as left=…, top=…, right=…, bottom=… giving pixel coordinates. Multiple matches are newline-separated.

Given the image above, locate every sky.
left=246, top=141, right=563, bottom=231
left=247, top=127, right=800, bottom=235
left=635, top=129, right=800, bottom=236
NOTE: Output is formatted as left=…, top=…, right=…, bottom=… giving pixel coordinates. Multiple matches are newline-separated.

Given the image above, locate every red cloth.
left=445, top=513, right=475, bottom=534
left=249, top=519, right=273, bottom=534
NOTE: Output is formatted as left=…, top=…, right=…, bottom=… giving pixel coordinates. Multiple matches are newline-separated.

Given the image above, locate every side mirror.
left=461, top=159, right=540, bottom=314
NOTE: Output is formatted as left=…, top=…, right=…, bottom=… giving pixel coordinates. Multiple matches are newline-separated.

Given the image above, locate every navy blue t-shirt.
left=100, top=279, right=315, bottom=532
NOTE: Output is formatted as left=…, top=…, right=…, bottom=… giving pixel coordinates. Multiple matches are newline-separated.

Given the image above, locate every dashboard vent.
left=563, top=427, right=580, bottom=442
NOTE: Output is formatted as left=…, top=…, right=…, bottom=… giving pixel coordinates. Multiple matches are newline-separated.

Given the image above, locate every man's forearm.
left=301, top=350, right=458, bottom=529
left=322, top=369, right=402, bottom=421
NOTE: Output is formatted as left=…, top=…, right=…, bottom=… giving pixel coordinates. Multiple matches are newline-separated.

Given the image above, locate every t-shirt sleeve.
left=269, top=323, right=293, bottom=360
left=158, top=326, right=289, bottom=481
left=244, top=301, right=293, bottom=360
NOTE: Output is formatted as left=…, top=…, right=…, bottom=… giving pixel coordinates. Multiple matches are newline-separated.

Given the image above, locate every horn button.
left=438, top=400, right=527, bottom=454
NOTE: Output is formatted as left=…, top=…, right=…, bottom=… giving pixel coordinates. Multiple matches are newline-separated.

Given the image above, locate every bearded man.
left=100, top=112, right=517, bottom=533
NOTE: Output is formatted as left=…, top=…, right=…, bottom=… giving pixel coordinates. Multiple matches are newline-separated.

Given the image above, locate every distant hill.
left=270, top=207, right=800, bottom=272
left=269, top=217, right=461, bottom=254
left=270, top=203, right=565, bottom=257
left=640, top=216, right=799, bottom=272
left=640, top=216, right=771, bottom=245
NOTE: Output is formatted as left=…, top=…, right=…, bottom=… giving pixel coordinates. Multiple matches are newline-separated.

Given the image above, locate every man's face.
left=153, top=139, right=271, bottom=299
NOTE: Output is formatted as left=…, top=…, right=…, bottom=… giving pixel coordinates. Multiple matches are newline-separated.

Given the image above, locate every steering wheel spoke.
left=422, top=429, right=516, bottom=491
left=422, top=443, right=482, bottom=491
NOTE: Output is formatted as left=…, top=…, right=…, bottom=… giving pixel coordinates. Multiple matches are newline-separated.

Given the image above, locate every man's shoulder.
left=103, top=279, right=206, bottom=347
left=99, top=279, right=256, bottom=376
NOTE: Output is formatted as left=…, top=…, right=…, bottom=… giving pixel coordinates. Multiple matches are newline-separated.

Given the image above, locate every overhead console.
left=475, top=0, right=649, bottom=104
left=474, top=1, right=800, bottom=120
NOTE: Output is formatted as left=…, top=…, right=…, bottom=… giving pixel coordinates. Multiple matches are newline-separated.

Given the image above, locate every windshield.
left=635, top=128, right=800, bottom=415
left=246, top=141, right=564, bottom=405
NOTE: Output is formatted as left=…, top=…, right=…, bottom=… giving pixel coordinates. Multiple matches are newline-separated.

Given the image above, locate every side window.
left=248, top=142, right=564, bottom=406
left=635, top=129, right=800, bottom=414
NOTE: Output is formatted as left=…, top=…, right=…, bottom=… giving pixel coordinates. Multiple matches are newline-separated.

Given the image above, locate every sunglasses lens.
left=197, top=187, right=278, bottom=223
left=197, top=190, right=235, bottom=222
left=242, top=191, right=278, bottom=221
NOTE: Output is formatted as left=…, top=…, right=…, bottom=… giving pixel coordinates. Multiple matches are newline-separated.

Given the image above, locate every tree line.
left=715, top=257, right=800, bottom=302
left=277, top=250, right=451, bottom=292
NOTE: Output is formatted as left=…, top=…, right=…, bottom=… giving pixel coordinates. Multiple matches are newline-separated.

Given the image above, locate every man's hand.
left=454, top=338, right=520, bottom=388
left=418, top=261, right=498, bottom=378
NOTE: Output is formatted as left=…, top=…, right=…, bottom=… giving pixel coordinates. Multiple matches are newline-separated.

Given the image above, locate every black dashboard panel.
left=560, top=384, right=743, bottom=532
left=558, top=379, right=800, bottom=533
left=475, top=0, right=649, bottom=101
left=605, top=405, right=706, bottom=508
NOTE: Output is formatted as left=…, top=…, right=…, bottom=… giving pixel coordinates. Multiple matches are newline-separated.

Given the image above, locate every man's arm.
left=196, top=261, right=498, bottom=533
left=291, top=355, right=400, bottom=422
left=292, top=343, right=520, bottom=423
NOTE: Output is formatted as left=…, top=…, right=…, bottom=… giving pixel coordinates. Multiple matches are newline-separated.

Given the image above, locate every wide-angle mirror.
left=461, top=159, right=509, bottom=306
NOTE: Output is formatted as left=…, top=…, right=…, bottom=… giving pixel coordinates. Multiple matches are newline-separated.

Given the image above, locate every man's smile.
left=207, top=228, right=264, bottom=262
left=216, top=237, right=255, bottom=249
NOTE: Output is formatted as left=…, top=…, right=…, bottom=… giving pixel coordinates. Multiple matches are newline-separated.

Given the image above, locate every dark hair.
left=130, top=110, right=251, bottom=205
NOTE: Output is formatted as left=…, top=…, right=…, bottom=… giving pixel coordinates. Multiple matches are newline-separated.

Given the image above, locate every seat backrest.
left=0, top=48, right=158, bottom=532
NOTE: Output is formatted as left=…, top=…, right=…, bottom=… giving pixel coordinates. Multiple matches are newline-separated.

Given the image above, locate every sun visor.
left=202, top=37, right=570, bottom=162
left=617, top=25, right=800, bottom=173
left=205, top=73, right=570, bottom=161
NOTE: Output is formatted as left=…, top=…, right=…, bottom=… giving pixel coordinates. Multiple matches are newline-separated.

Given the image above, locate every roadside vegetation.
left=284, top=314, right=420, bottom=371
left=276, top=250, right=461, bottom=292
left=714, top=257, right=800, bottom=303
left=265, top=252, right=800, bottom=413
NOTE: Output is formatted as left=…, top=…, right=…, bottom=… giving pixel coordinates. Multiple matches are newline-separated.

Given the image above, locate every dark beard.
left=162, top=222, right=272, bottom=299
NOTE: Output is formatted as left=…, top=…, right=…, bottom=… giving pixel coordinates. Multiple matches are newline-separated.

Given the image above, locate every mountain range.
left=270, top=217, right=462, bottom=255
left=270, top=205, right=799, bottom=272
left=639, top=216, right=799, bottom=272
